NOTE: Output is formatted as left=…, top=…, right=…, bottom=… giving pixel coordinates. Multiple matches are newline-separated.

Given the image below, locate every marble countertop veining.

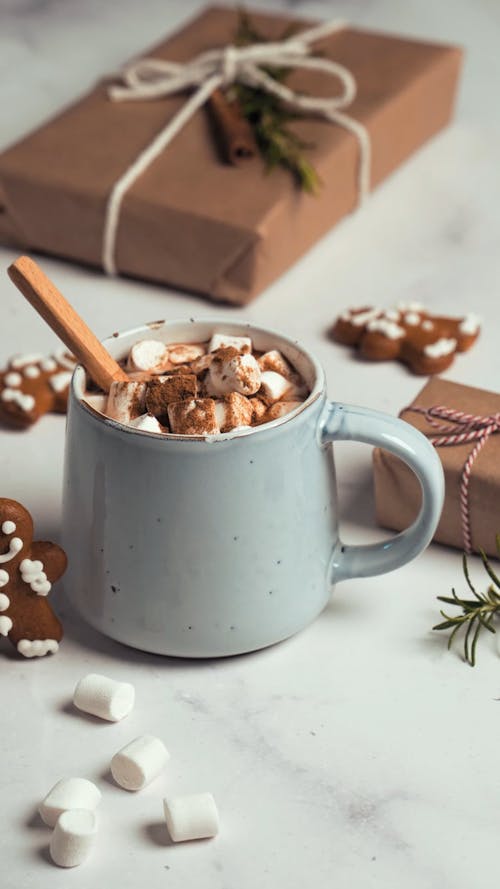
left=0, top=1, right=500, bottom=887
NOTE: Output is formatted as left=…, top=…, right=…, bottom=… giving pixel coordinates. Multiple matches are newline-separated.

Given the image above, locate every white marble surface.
left=1, top=1, right=500, bottom=887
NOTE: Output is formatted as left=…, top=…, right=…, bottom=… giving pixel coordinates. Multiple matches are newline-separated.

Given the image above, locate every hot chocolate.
left=84, top=331, right=309, bottom=436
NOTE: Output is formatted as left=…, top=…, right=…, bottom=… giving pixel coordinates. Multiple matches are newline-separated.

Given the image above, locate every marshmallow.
left=262, top=400, right=303, bottom=422
left=257, top=350, right=294, bottom=379
left=128, top=413, right=163, bottom=434
left=83, top=393, right=108, bottom=414
left=107, top=381, right=146, bottom=423
left=39, top=778, right=101, bottom=828
left=168, top=343, right=206, bottom=365
left=168, top=398, right=219, bottom=435
left=111, top=735, right=170, bottom=791
left=214, top=392, right=253, bottom=432
left=163, top=793, right=219, bottom=842
left=127, top=339, right=171, bottom=374
left=249, top=397, right=268, bottom=422
left=258, top=371, right=292, bottom=403
left=189, top=353, right=214, bottom=375
left=208, top=333, right=252, bottom=354
left=207, top=349, right=261, bottom=397
left=73, top=673, right=135, bottom=722
left=49, top=809, right=97, bottom=868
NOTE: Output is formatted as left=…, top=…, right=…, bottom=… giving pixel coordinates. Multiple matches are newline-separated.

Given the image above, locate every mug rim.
left=72, top=318, right=326, bottom=442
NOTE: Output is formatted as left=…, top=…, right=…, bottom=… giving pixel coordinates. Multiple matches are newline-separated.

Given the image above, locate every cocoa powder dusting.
left=168, top=398, right=219, bottom=435
left=145, top=374, right=197, bottom=417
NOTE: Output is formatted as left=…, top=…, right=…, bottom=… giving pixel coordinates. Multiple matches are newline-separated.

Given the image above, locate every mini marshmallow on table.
left=73, top=673, right=135, bottom=722
left=49, top=809, right=97, bottom=868
left=39, top=777, right=101, bottom=827
left=163, top=793, right=219, bottom=842
left=111, top=735, right=170, bottom=791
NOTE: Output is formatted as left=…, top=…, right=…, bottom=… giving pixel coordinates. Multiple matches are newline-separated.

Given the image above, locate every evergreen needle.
left=231, top=10, right=321, bottom=192
left=433, top=537, right=500, bottom=666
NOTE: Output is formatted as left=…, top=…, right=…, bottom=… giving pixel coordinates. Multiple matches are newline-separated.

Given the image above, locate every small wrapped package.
left=0, top=7, right=462, bottom=304
left=373, top=378, right=500, bottom=557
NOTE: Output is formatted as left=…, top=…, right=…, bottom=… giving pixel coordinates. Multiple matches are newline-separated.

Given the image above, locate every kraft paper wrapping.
left=0, top=7, right=462, bottom=303
left=373, top=378, right=500, bottom=557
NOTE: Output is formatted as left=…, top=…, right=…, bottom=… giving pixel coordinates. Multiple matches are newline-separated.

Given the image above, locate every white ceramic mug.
left=62, top=319, right=444, bottom=657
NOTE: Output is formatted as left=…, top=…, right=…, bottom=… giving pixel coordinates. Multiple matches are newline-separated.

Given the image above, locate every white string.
left=102, top=19, right=370, bottom=276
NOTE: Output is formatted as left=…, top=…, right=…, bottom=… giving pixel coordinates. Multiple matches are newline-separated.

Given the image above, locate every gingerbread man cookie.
left=331, top=304, right=480, bottom=374
left=0, top=350, right=76, bottom=429
left=0, top=499, right=65, bottom=657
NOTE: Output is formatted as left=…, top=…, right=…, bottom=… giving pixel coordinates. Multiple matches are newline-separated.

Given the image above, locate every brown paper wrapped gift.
left=373, top=379, right=500, bottom=557
left=0, top=7, right=462, bottom=304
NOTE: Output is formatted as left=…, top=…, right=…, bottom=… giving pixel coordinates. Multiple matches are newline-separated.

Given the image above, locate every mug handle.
left=320, top=401, right=444, bottom=583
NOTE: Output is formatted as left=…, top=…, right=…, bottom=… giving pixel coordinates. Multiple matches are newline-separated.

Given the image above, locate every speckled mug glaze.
left=62, top=320, right=444, bottom=657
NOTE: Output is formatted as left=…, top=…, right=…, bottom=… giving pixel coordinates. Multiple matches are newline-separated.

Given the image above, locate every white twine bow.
left=103, top=19, right=371, bottom=276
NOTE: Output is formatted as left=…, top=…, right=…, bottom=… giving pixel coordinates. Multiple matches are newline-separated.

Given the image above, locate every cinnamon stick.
left=207, top=89, right=257, bottom=165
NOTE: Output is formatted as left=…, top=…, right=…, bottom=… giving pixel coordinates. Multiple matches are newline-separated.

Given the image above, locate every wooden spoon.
left=8, top=255, right=129, bottom=392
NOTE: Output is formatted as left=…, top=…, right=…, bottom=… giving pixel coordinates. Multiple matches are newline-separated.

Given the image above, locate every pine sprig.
left=230, top=11, right=321, bottom=193
left=433, top=535, right=500, bottom=666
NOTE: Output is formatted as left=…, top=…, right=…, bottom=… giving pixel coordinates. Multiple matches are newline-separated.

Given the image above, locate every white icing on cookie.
left=0, top=593, right=9, bottom=611
left=366, top=319, right=405, bottom=339
left=17, top=638, right=59, bottom=657
left=2, top=521, right=16, bottom=535
left=404, top=312, right=420, bottom=326
left=40, top=358, right=57, bottom=372
left=0, top=615, right=13, bottom=636
left=53, top=350, right=76, bottom=371
left=24, top=365, right=40, bottom=379
left=398, top=301, right=424, bottom=312
left=0, top=569, right=8, bottom=587
left=383, top=309, right=400, bottom=322
left=10, top=353, right=44, bottom=369
left=422, top=320, right=434, bottom=331
left=20, top=558, right=51, bottom=596
left=423, top=338, right=457, bottom=358
left=0, top=537, right=23, bottom=563
left=1, top=389, right=35, bottom=412
left=458, top=313, right=481, bottom=336
left=350, top=308, right=381, bottom=326
left=49, top=371, right=72, bottom=393
left=4, top=372, right=22, bottom=387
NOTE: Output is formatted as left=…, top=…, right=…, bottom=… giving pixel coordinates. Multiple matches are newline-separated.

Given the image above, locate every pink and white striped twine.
left=405, top=404, right=500, bottom=554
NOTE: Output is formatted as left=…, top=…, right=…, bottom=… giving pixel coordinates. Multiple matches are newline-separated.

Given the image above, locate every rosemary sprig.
left=230, top=10, right=321, bottom=193
left=433, top=535, right=500, bottom=666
